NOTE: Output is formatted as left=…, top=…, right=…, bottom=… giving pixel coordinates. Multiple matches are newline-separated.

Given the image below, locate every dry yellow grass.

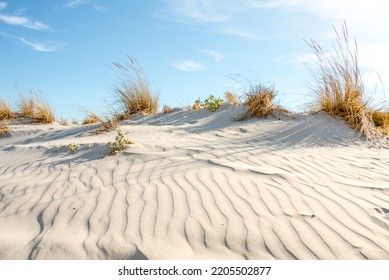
left=224, top=91, right=238, bottom=105
left=72, top=119, right=79, bottom=125
left=307, top=23, right=380, bottom=140
left=372, top=111, right=389, bottom=135
left=83, top=112, right=118, bottom=132
left=19, top=95, right=34, bottom=117
left=0, top=99, right=12, bottom=120
left=163, top=105, right=173, bottom=114
left=0, top=121, right=9, bottom=136
left=238, top=84, right=283, bottom=120
left=18, top=91, right=55, bottom=123
left=112, top=56, right=159, bottom=116
left=59, top=118, right=68, bottom=126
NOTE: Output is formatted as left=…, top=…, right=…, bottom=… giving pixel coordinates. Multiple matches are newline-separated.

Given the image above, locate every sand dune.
left=1, top=104, right=388, bottom=259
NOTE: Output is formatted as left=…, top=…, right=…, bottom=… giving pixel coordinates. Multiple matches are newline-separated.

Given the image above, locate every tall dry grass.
left=238, top=83, right=285, bottom=120
left=0, top=99, right=12, bottom=120
left=112, top=56, right=159, bottom=117
left=18, top=90, right=55, bottom=123
left=0, top=122, right=9, bottom=136
left=306, top=23, right=382, bottom=141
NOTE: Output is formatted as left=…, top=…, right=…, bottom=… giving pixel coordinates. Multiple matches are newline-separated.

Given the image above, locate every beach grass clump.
left=224, top=91, right=238, bottom=105
left=59, top=117, right=68, bottom=126
left=307, top=23, right=380, bottom=140
left=237, top=83, right=284, bottom=120
left=372, top=111, right=389, bottom=135
left=112, top=56, right=159, bottom=116
left=0, top=122, right=9, bottom=136
left=107, top=129, right=133, bottom=155
left=83, top=112, right=119, bottom=132
left=18, top=90, right=55, bottom=124
left=19, top=95, right=34, bottom=117
left=68, top=142, right=79, bottom=152
left=163, top=105, right=173, bottom=114
left=83, top=115, right=100, bottom=125
left=0, top=99, right=12, bottom=120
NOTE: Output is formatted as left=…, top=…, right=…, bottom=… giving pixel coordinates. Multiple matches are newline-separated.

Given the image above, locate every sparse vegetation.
left=59, top=118, right=68, bottom=126
left=204, top=95, right=224, bottom=111
left=18, top=90, right=55, bottom=123
left=72, top=119, right=79, bottom=125
left=163, top=105, right=173, bottom=114
left=19, top=95, right=34, bottom=117
left=371, top=111, right=389, bottom=135
left=238, top=83, right=284, bottom=120
left=307, top=23, right=381, bottom=141
left=107, top=129, right=133, bottom=155
left=0, top=99, right=12, bottom=120
left=83, top=115, right=100, bottom=125
left=112, top=56, right=159, bottom=116
left=192, top=98, right=203, bottom=110
left=83, top=112, right=119, bottom=132
left=224, top=91, right=238, bottom=105
left=192, top=95, right=223, bottom=112
left=68, top=142, right=79, bottom=152
left=0, top=122, right=9, bottom=136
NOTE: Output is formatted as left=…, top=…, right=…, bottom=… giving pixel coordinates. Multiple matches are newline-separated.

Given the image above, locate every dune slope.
left=1, top=105, right=388, bottom=259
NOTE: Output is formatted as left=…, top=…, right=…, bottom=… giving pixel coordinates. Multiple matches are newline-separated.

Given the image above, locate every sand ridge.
left=1, top=105, right=389, bottom=259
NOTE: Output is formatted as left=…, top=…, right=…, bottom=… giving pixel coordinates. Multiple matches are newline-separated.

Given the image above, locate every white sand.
left=1, top=104, right=388, bottom=259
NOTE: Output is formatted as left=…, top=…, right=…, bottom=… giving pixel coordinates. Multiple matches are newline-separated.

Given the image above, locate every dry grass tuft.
left=238, top=84, right=284, bottom=120
left=18, top=90, right=55, bottom=123
left=0, top=122, right=9, bottom=136
left=224, top=91, right=238, bottom=105
left=112, top=56, right=159, bottom=116
left=306, top=23, right=383, bottom=141
left=371, top=111, right=389, bottom=135
left=72, top=119, right=79, bottom=125
left=19, top=95, right=34, bottom=117
left=59, top=118, right=68, bottom=126
left=0, top=99, right=12, bottom=120
left=83, top=115, right=100, bottom=125
left=163, top=105, right=173, bottom=114
left=83, top=112, right=119, bottom=132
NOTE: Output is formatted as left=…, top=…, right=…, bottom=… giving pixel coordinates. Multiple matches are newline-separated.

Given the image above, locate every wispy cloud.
left=0, top=2, right=7, bottom=10
left=173, top=60, right=205, bottom=72
left=62, top=0, right=87, bottom=9
left=197, top=49, right=224, bottom=62
left=0, top=32, right=59, bottom=52
left=93, top=5, right=108, bottom=13
left=0, top=14, right=48, bottom=30
left=163, top=0, right=231, bottom=23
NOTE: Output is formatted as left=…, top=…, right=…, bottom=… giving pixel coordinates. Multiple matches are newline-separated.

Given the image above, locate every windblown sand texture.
left=1, top=105, right=389, bottom=259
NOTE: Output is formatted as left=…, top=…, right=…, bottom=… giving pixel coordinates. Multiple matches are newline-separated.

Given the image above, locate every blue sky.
left=1, top=0, right=389, bottom=120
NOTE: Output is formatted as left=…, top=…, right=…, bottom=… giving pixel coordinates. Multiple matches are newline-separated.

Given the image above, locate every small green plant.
left=107, top=129, right=133, bottom=155
left=68, top=142, right=79, bottom=152
left=192, top=95, right=223, bottom=111
left=203, top=95, right=223, bottom=112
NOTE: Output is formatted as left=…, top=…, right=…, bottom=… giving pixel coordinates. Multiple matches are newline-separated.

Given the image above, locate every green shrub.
left=107, top=129, right=133, bottom=155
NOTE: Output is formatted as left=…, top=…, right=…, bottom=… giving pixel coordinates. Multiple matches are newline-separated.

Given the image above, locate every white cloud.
left=93, top=5, right=108, bottom=13
left=0, top=14, right=48, bottom=30
left=0, top=32, right=58, bottom=52
left=0, top=2, right=7, bottom=10
left=163, top=0, right=231, bottom=23
left=173, top=60, right=205, bottom=72
left=197, top=49, right=224, bottom=62
left=18, top=38, right=58, bottom=52
left=63, top=0, right=87, bottom=9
